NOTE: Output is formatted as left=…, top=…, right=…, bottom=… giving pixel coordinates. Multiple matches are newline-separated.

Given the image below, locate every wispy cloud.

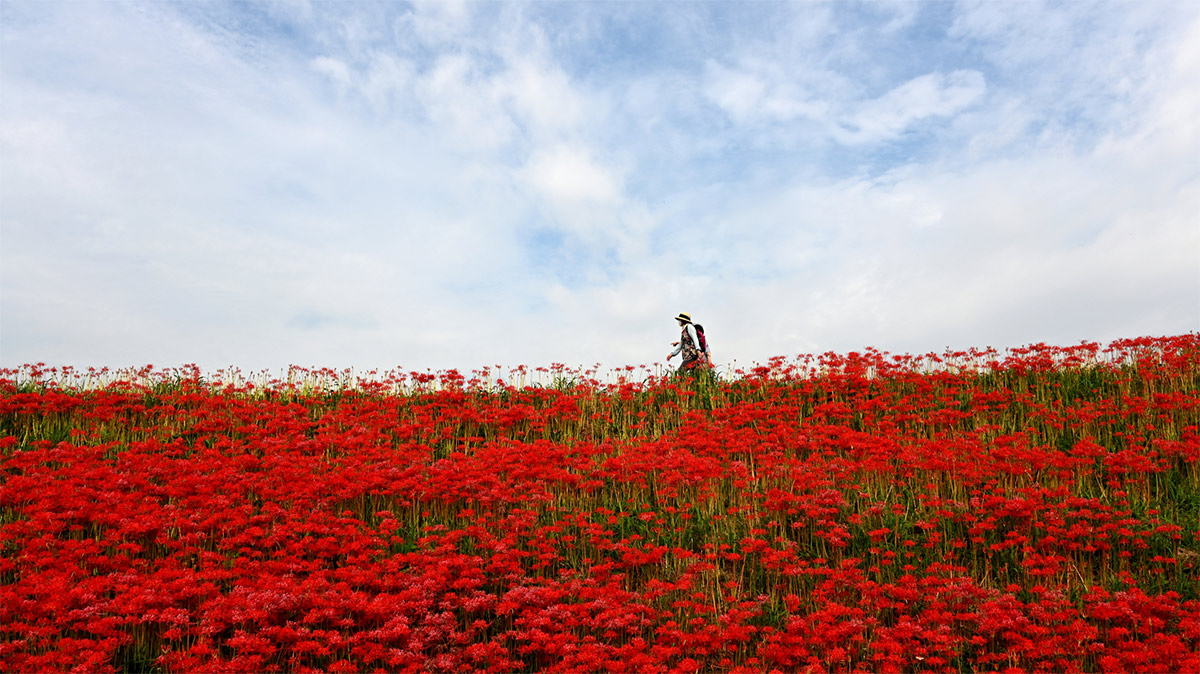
left=836, top=69, right=986, bottom=143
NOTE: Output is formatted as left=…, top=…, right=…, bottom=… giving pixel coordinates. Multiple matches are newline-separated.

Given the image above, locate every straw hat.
left=675, top=312, right=692, bottom=324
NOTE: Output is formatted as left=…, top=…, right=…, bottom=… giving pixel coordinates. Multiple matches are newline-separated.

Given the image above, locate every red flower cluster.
left=2, top=335, right=1198, bottom=672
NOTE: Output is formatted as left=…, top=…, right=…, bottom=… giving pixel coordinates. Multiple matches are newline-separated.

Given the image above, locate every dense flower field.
left=2, top=335, right=1198, bottom=673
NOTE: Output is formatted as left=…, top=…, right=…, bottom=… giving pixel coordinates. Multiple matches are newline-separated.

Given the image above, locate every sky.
left=2, top=0, right=1198, bottom=377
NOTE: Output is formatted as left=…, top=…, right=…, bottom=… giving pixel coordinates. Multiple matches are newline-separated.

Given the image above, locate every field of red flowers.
left=2, top=335, right=1198, bottom=673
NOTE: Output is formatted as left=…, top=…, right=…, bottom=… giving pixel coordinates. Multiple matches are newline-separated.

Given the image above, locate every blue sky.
left=2, top=0, right=1198, bottom=375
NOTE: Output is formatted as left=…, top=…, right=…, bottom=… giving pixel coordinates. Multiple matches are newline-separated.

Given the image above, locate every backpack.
left=693, top=323, right=709, bottom=355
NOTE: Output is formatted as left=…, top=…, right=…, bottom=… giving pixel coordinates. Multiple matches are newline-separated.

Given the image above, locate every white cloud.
left=701, top=57, right=839, bottom=129
left=311, top=56, right=353, bottom=93
left=839, top=70, right=986, bottom=143
left=499, top=55, right=586, bottom=138
left=412, top=53, right=517, bottom=151
left=702, top=59, right=984, bottom=147
left=400, top=0, right=472, bottom=46
left=703, top=62, right=767, bottom=122
left=2, top=1, right=1197, bottom=375
left=522, top=144, right=621, bottom=209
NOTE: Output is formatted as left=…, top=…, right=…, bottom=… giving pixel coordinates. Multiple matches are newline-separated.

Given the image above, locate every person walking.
left=666, top=312, right=702, bottom=374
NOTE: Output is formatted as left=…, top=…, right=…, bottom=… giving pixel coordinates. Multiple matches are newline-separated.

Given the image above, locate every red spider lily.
left=1, top=334, right=1198, bottom=672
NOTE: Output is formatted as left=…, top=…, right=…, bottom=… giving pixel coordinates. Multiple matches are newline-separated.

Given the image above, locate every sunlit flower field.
left=2, top=335, right=1198, bottom=673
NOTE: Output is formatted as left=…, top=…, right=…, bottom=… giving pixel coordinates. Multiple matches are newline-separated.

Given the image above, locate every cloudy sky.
left=2, top=0, right=1198, bottom=376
